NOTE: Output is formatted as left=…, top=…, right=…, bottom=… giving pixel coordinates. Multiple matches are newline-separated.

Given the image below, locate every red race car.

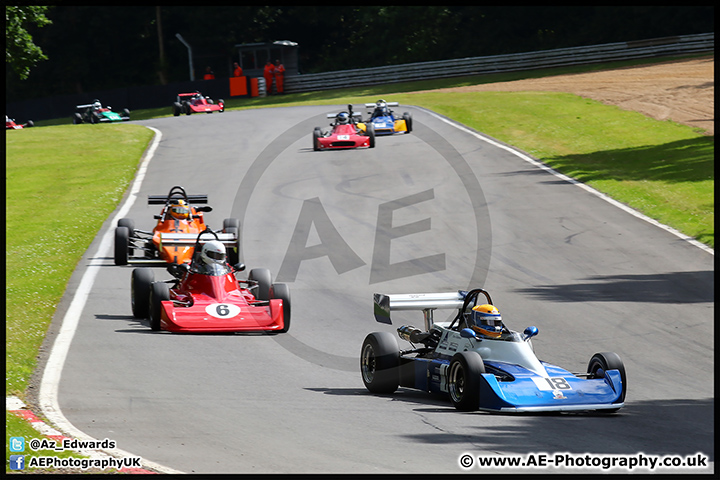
left=6, top=115, right=34, bottom=129
left=114, top=185, right=240, bottom=266
left=313, top=104, right=375, bottom=151
left=173, top=91, right=225, bottom=115
left=131, top=229, right=290, bottom=333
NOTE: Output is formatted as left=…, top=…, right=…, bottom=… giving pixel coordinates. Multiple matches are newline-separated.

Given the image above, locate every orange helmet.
left=471, top=304, right=503, bottom=338
left=169, top=199, right=191, bottom=220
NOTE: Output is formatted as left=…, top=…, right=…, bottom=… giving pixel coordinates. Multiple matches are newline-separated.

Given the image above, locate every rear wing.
left=75, top=103, right=95, bottom=109
left=326, top=112, right=362, bottom=119
left=364, top=102, right=399, bottom=108
left=373, top=291, right=467, bottom=329
left=148, top=194, right=208, bottom=205
left=157, top=232, right=236, bottom=248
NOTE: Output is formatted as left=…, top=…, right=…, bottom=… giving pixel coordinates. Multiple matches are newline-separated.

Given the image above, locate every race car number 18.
left=205, top=303, right=241, bottom=319
left=532, top=377, right=572, bottom=391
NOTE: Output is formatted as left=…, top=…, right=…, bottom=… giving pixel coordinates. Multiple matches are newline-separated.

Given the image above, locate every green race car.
left=73, top=99, right=130, bottom=124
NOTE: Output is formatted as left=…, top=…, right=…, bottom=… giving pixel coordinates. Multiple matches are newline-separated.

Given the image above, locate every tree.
left=6, top=5, right=52, bottom=80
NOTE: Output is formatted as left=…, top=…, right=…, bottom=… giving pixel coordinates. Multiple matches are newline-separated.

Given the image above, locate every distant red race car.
left=6, top=115, right=34, bottom=129
left=173, top=91, right=225, bottom=115
left=313, top=104, right=375, bottom=150
left=131, top=229, right=290, bottom=333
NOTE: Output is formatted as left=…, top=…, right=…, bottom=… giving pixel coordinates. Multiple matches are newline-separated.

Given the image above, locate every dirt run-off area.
left=424, top=55, right=714, bottom=136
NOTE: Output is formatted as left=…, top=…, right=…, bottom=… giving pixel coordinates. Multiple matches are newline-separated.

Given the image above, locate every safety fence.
left=283, top=32, right=714, bottom=93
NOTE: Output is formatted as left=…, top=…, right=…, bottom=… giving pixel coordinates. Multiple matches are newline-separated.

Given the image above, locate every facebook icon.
left=10, top=455, right=25, bottom=470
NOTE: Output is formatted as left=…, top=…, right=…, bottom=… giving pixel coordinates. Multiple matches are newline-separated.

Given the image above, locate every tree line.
left=6, top=6, right=714, bottom=102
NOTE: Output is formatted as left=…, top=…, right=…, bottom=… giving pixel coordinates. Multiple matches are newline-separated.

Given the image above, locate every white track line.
left=36, top=126, right=183, bottom=474
left=417, top=106, right=713, bottom=256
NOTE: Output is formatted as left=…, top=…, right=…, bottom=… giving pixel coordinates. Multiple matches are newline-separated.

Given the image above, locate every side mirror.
left=168, top=262, right=189, bottom=279
left=523, top=326, right=538, bottom=341
left=460, top=328, right=478, bottom=339
left=195, top=206, right=212, bottom=212
left=233, top=263, right=246, bottom=272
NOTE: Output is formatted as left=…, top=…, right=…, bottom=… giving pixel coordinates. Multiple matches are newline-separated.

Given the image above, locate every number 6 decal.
left=205, top=303, right=241, bottom=319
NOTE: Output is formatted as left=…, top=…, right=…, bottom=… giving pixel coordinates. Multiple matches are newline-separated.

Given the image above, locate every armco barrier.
left=7, top=33, right=713, bottom=122
left=282, top=33, right=714, bottom=93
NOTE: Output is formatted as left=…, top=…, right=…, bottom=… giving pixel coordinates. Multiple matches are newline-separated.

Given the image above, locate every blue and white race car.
left=361, top=288, right=626, bottom=413
left=359, top=99, right=412, bottom=135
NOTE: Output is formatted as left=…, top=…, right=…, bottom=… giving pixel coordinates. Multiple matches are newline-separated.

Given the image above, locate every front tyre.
left=270, top=283, right=291, bottom=333
left=131, top=268, right=154, bottom=319
left=149, top=282, right=170, bottom=331
left=448, top=351, right=485, bottom=411
left=313, top=128, right=322, bottom=151
left=588, top=352, right=627, bottom=405
left=114, top=226, right=130, bottom=265
left=248, top=268, right=272, bottom=301
left=366, top=123, right=376, bottom=148
left=403, top=112, right=412, bottom=133
left=360, top=332, right=399, bottom=393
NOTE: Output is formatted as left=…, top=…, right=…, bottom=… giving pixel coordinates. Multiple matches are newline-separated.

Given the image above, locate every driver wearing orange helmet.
left=168, top=199, right=191, bottom=220
left=470, top=304, right=503, bottom=338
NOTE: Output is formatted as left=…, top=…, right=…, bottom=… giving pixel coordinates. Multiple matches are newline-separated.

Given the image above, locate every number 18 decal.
left=205, top=303, right=241, bottom=319
left=532, top=377, right=572, bottom=391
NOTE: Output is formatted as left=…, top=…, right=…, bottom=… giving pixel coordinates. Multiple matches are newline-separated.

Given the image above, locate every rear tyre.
left=448, top=351, right=485, bottom=411
left=73, top=113, right=83, bottom=124
left=149, top=282, right=170, bottom=331
left=114, top=226, right=130, bottom=265
left=173, top=102, right=182, bottom=116
left=270, top=283, right=291, bottom=333
left=360, top=332, right=400, bottom=393
left=588, top=352, right=627, bottom=406
left=248, top=268, right=272, bottom=301
left=131, top=268, right=154, bottom=319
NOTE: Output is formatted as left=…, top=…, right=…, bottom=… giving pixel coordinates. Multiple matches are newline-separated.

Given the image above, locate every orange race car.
left=114, top=185, right=241, bottom=266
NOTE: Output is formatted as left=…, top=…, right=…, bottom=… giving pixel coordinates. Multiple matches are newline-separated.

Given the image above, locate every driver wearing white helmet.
left=192, top=240, right=230, bottom=275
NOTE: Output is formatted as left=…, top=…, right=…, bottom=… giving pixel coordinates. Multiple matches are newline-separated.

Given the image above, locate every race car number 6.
left=205, top=303, right=241, bottom=319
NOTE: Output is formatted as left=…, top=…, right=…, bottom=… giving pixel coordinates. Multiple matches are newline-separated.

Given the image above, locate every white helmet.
left=201, top=240, right=226, bottom=266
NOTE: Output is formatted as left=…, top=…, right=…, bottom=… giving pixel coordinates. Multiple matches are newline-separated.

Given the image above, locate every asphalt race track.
left=43, top=105, right=713, bottom=474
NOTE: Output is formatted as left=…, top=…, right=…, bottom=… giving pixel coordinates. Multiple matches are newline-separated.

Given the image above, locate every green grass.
left=6, top=124, right=154, bottom=399
left=6, top=54, right=713, bottom=472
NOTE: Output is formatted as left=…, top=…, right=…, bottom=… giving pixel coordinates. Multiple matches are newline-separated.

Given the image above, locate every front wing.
left=316, top=133, right=372, bottom=149
left=160, top=297, right=285, bottom=333
left=188, top=103, right=224, bottom=113
left=367, top=116, right=407, bottom=135
left=402, top=357, right=624, bottom=413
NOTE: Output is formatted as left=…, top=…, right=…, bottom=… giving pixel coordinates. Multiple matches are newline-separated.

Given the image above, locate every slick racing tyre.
left=114, top=226, right=131, bottom=265
left=131, top=268, right=154, bottom=319
left=270, top=283, right=291, bottom=333
left=149, top=282, right=170, bottom=331
left=313, top=127, right=322, bottom=151
left=248, top=268, right=272, bottom=301
left=360, top=332, right=400, bottom=393
left=588, top=352, right=627, bottom=406
left=448, top=351, right=485, bottom=411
